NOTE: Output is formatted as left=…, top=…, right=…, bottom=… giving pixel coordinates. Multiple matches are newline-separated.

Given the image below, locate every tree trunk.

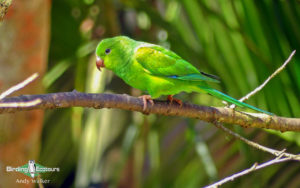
left=0, top=0, right=50, bottom=187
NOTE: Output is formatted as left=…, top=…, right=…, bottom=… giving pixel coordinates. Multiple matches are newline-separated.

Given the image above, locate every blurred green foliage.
left=40, top=0, right=300, bottom=187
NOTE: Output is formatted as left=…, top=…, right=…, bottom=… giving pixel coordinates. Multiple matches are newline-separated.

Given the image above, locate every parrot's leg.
left=139, top=95, right=154, bottom=111
left=167, top=95, right=182, bottom=107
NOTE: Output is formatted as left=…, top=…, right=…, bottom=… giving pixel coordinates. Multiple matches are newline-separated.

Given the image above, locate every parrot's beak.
left=96, top=56, right=105, bottom=71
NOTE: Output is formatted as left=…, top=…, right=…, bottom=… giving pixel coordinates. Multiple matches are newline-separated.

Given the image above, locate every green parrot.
left=95, top=36, right=272, bottom=115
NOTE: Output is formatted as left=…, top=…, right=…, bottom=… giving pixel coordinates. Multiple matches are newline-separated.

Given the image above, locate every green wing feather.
left=134, top=45, right=219, bottom=83
left=175, top=74, right=219, bottom=83
left=134, top=44, right=272, bottom=115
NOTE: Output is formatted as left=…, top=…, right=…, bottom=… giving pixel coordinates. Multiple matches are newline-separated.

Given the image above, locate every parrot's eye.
left=105, top=48, right=111, bottom=54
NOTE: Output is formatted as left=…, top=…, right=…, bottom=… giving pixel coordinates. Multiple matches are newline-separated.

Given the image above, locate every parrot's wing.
left=134, top=44, right=219, bottom=83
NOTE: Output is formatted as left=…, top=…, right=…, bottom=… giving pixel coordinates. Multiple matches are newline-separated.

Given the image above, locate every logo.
left=6, top=160, right=59, bottom=183
left=28, top=160, right=36, bottom=178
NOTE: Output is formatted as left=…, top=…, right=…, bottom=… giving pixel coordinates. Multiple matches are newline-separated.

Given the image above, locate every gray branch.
left=0, top=91, right=299, bottom=132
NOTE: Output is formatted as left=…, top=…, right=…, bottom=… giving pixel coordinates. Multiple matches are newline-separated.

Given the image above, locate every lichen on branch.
left=0, top=0, right=12, bottom=21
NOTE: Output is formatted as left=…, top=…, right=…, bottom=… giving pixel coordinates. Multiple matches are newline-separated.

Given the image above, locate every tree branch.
left=205, top=50, right=298, bottom=187
left=0, top=91, right=299, bottom=132
left=0, top=73, right=42, bottom=107
left=0, top=73, right=39, bottom=99
left=205, top=154, right=296, bottom=188
left=213, top=122, right=299, bottom=159
left=239, top=50, right=296, bottom=102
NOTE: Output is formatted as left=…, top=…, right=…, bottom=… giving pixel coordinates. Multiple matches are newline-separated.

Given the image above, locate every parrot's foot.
left=139, top=95, right=154, bottom=112
left=167, top=95, right=182, bottom=107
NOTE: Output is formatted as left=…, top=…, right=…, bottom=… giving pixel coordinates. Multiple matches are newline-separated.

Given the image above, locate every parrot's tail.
left=201, top=87, right=273, bottom=115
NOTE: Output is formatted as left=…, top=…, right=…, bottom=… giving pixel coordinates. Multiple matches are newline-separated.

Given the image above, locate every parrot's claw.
left=139, top=95, right=154, bottom=112
left=167, top=95, right=182, bottom=107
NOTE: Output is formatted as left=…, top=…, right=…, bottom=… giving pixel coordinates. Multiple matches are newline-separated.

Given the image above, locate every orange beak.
left=96, top=56, right=105, bottom=71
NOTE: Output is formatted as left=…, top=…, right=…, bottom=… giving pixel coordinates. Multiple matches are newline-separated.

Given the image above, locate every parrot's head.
left=95, top=36, right=136, bottom=72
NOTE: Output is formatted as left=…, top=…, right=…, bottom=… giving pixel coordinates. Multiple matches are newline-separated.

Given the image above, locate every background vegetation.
left=2, top=0, right=300, bottom=187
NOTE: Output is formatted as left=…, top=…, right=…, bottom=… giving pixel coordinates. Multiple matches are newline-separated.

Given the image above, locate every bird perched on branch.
left=95, top=36, right=272, bottom=115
